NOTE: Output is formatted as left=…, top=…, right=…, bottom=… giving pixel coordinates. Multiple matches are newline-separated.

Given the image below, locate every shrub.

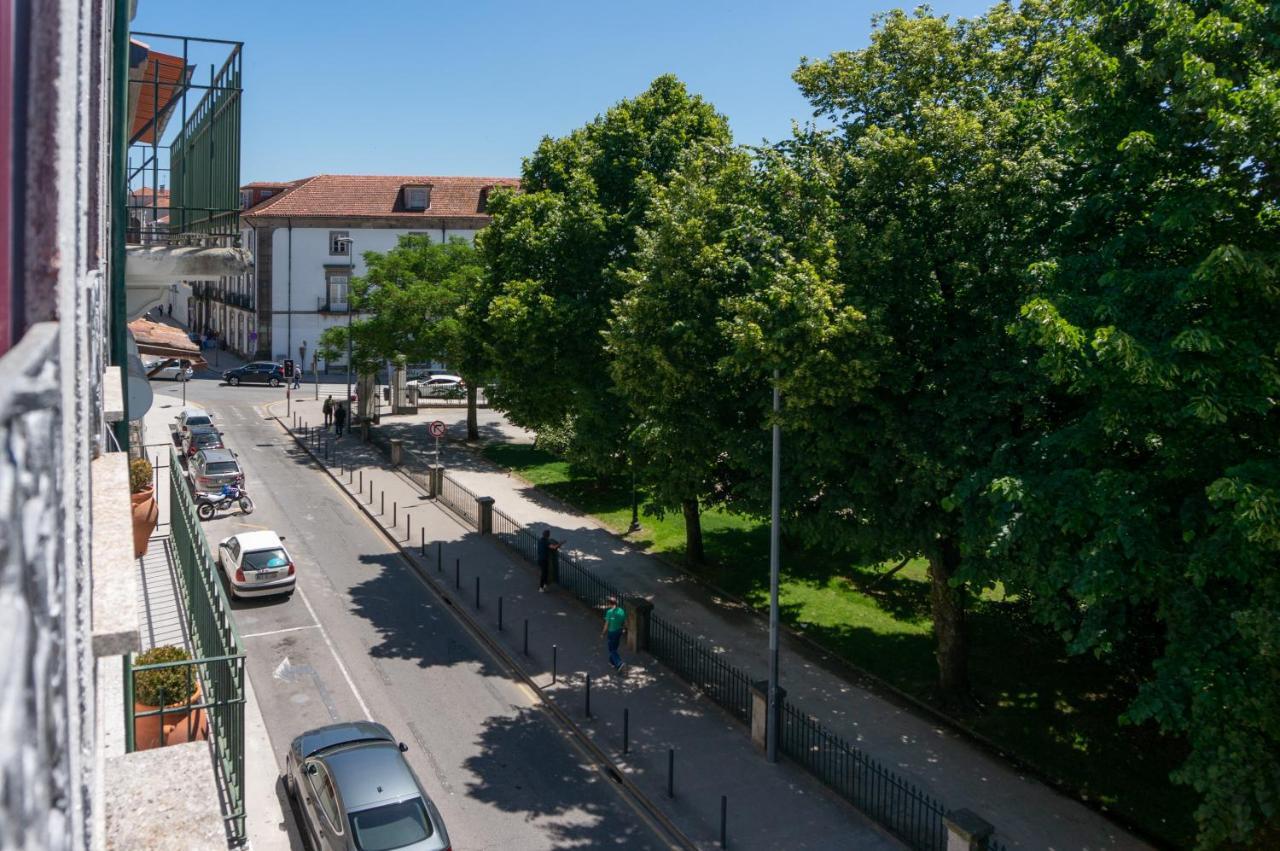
left=129, top=457, right=154, bottom=494
left=134, top=645, right=195, bottom=707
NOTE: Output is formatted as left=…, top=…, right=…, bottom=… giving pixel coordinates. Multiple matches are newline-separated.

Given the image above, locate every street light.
left=767, top=368, right=781, bottom=764
left=335, top=236, right=355, bottom=424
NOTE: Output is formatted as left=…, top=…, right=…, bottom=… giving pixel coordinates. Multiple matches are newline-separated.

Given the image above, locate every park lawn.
left=481, top=443, right=1197, bottom=847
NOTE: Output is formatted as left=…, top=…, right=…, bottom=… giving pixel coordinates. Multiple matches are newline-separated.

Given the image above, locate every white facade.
left=269, top=225, right=480, bottom=369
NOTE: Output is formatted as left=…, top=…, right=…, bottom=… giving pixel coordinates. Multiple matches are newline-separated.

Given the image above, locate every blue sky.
left=134, top=0, right=989, bottom=183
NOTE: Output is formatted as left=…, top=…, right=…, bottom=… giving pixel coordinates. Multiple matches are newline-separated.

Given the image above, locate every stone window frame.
left=328, top=230, right=350, bottom=256
left=403, top=184, right=432, bottom=211
left=324, top=266, right=350, bottom=312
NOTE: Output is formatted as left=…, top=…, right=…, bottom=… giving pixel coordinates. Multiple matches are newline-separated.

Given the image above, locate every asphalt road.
left=153, top=374, right=671, bottom=850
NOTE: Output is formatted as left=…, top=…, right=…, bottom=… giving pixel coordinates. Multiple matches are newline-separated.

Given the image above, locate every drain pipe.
left=286, top=216, right=293, bottom=360
left=109, top=0, right=132, bottom=450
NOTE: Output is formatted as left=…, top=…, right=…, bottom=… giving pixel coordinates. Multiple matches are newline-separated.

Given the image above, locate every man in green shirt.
left=601, top=596, right=627, bottom=673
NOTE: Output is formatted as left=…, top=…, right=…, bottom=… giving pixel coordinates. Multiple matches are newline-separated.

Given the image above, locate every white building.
left=226, top=174, right=517, bottom=368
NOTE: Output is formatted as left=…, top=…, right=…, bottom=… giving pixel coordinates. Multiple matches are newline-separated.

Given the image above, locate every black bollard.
left=552, top=644, right=558, bottom=684
left=623, top=708, right=629, bottom=755
left=403, top=510, right=411, bottom=541
left=720, top=796, right=727, bottom=849
left=421, top=529, right=425, bottom=556
left=667, top=749, right=674, bottom=798
left=585, top=673, right=591, bottom=718
left=381, top=491, right=385, bottom=516
left=498, top=597, right=503, bottom=631
left=455, top=558, right=460, bottom=589
left=359, top=470, right=363, bottom=493
left=523, top=620, right=529, bottom=656
left=436, top=541, right=442, bottom=571
left=393, top=501, right=398, bottom=528
left=474, top=575, right=480, bottom=610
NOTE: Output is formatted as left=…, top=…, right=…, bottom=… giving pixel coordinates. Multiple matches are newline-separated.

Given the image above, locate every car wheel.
left=229, top=376, right=240, bottom=386
left=269, top=377, right=280, bottom=387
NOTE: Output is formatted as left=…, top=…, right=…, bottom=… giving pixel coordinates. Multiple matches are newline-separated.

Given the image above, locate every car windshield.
left=196, top=433, right=221, bottom=447
left=186, top=416, right=212, bottom=427
left=203, top=461, right=240, bottom=475
left=348, top=798, right=433, bottom=851
left=242, top=548, right=289, bottom=570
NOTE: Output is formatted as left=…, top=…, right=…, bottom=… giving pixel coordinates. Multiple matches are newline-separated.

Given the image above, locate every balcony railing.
left=127, top=33, right=242, bottom=247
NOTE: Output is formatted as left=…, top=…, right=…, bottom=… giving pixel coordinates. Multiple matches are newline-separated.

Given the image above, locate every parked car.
left=189, top=448, right=244, bottom=493
left=145, top=358, right=194, bottom=381
left=216, top=530, right=293, bottom=598
left=171, top=408, right=215, bottom=445
left=284, top=721, right=451, bottom=851
left=183, top=425, right=225, bottom=457
left=223, top=361, right=285, bottom=387
left=407, top=374, right=465, bottom=398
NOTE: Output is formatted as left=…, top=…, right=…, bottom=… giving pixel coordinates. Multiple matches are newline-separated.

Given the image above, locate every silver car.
left=284, top=721, right=450, bottom=851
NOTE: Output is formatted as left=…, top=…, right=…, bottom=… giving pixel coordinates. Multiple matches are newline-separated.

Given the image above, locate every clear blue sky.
left=134, top=0, right=989, bottom=183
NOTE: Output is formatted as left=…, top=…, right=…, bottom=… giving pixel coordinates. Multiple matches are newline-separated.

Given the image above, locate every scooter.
left=196, top=484, right=254, bottom=520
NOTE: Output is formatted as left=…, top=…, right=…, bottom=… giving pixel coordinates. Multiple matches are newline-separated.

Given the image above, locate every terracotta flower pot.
left=133, top=681, right=209, bottom=751
left=131, top=485, right=157, bottom=558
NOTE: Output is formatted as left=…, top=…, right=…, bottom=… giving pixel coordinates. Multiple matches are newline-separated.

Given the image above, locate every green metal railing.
left=168, top=44, right=241, bottom=240
left=123, top=448, right=245, bottom=842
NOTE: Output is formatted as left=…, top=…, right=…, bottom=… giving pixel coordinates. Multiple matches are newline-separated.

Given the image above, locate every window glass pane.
left=204, top=462, right=241, bottom=475
left=348, top=799, right=433, bottom=851
left=243, top=549, right=289, bottom=570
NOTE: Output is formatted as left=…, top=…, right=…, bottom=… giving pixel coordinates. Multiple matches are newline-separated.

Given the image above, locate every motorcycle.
left=196, top=484, right=254, bottom=520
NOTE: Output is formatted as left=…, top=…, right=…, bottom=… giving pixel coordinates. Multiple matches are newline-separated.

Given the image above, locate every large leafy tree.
left=754, top=3, right=1068, bottom=703
left=319, top=236, right=489, bottom=436
left=985, top=1, right=1280, bottom=844
left=475, top=75, right=733, bottom=552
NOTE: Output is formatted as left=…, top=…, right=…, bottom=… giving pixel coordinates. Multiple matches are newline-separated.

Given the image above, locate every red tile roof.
left=241, top=181, right=296, bottom=190
left=242, top=174, right=519, bottom=221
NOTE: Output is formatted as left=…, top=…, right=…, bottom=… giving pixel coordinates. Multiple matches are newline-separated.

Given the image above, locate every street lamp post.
left=767, top=369, right=781, bottom=763
left=336, top=237, right=355, bottom=424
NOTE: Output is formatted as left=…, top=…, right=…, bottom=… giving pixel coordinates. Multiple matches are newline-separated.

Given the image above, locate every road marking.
left=241, top=624, right=322, bottom=640
left=296, top=586, right=373, bottom=721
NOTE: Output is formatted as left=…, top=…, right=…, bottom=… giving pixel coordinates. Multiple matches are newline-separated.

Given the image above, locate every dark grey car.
left=284, top=721, right=450, bottom=851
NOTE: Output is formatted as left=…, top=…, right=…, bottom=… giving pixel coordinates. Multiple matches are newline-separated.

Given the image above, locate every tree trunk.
left=682, top=498, right=705, bottom=563
left=927, top=536, right=969, bottom=706
left=466, top=382, right=479, bottom=441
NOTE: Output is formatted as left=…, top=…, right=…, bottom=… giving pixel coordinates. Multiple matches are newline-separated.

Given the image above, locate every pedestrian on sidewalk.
left=323, top=396, right=333, bottom=430
left=602, top=596, right=627, bottom=673
left=292, top=365, right=302, bottom=389
left=334, top=401, right=348, bottom=437
left=537, top=529, right=560, bottom=591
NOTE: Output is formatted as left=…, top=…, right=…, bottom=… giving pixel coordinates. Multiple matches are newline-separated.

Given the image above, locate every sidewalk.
left=277, top=400, right=900, bottom=851
left=280, top=398, right=1148, bottom=851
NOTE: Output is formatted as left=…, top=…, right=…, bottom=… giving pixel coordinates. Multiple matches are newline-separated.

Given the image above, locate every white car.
left=216, top=530, right=296, bottom=599
left=407, top=374, right=465, bottom=398
left=146, top=358, right=194, bottom=381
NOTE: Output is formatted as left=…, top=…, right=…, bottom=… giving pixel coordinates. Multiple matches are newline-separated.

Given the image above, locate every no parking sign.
left=430, top=420, right=446, bottom=438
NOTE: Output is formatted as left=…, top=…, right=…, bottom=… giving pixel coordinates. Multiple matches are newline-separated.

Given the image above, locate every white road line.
left=240, top=624, right=322, bottom=640
left=296, top=586, right=373, bottom=721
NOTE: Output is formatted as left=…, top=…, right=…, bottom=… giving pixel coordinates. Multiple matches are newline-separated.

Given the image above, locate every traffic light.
left=284, top=359, right=295, bottom=378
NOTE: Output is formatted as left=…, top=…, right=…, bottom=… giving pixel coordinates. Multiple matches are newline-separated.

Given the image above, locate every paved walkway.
left=279, top=398, right=1148, bottom=851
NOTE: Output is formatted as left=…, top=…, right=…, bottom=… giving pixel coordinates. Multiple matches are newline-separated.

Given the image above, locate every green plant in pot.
left=132, top=645, right=207, bottom=749
left=129, top=456, right=158, bottom=557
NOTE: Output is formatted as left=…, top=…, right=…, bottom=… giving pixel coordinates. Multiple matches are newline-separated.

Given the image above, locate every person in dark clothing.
left=536, top=529, right=561, bottom=591
left=323, top=396, right=333, bottom=429
left=334, top=401, right=347, bottom=437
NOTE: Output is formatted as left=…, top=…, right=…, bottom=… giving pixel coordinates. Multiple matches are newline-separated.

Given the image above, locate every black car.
left=223, top=361, right=284, bottom=387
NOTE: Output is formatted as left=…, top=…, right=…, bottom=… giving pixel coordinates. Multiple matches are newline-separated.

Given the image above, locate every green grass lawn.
left=483, top=442, right=1196, bottom=846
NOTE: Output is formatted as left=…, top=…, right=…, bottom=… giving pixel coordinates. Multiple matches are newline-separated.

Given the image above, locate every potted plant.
left=132, top=645, right=207, bottom=750
left=130, top=456, right=157, bottom=557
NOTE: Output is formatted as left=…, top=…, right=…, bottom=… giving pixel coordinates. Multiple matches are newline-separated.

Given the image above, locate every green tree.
left=749, top=3, right=1067, bottom=703
left=475, top=76, right=733, bottom=555
left=318, top=236, right=489, bottom=436
left=986, top=1, right=1280, bottom=844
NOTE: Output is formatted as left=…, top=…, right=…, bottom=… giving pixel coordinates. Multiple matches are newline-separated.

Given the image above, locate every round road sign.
left=430, top=420, right=447, bottom=438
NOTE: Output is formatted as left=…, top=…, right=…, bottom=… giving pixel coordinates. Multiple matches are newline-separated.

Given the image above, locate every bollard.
left=381, top=491, right=385, bottom=516
left=498, top=597, right=503, bottom=631
left=474, top=576, right=480, bottom=610
left=403, top=510, right=411, bottom=541
left=455, top=558, right=460, bottom=589
left=667, top=749, right=674, bottom=798
left=720, top=796, right=727, bottom=849
left=552, top=644, right=558, bottom=684
left=623, top=708, right=629, bottom=754
left=585, top=673, right=591, bottom=718
left=436, top=541, right=442, bottom=571
left=393, top=501, right=398, bottom=528
left=421, top=529, right=425, bottom=556
left=523, top=620, right=529, bottom=655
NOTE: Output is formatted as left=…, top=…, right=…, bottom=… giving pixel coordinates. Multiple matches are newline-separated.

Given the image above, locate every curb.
left=270, top=408, right=696, bottom=851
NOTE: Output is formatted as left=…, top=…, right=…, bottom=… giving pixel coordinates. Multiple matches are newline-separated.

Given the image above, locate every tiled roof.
left=242, top=174, right=520, bottom=220
left=241, top=181, right=297, bottom=190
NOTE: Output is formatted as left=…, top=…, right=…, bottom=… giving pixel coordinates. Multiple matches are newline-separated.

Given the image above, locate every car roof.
left=324, top=741, right=420, bottom=812
left=229, top=530, right=284, bottom=551
left=180, top=408, right=210, bottom=419
left=197, top=448, right=237, bottom=463
left=295, top=721, right=395, bottom=759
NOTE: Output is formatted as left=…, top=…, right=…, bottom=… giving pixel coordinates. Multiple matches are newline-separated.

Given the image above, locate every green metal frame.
left=124, top=448, right=246, bottom=841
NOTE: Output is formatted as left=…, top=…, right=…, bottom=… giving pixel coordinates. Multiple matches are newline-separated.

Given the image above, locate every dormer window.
left=403, top=185, right=432, bottom=211
left=478, top=186, right=491, bottom=213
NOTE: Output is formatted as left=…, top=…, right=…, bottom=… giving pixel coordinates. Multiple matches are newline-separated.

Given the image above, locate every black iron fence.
left=649, top=614, right=753, bottom=724
left=493, top=507, right=538, bottom=563
left=438, top=473, right=480, bottom=528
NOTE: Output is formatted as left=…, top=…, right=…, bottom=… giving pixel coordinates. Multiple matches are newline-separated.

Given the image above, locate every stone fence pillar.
left=428, top=464, right=443, bottom=498
left=389, top=438, right=403, bottom=467
left=750, top=681, right=786, bottom=754
left=624, top=598, right=653, bottom=653
left=944, top=810, right=994, bottom=851
left=476, top=496, right=494, bottom=534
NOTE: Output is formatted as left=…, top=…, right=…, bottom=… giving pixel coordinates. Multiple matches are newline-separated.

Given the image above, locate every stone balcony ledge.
left=90, top=452, right=139, bottom=657
left=103, top=742, right=227, bottom=851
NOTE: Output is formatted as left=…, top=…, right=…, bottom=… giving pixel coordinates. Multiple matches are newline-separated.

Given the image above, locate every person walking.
left=334, top=401, right=348, bottom=437
left=323, top=396, right=334, bottom=430
left=601, top=596, right=627, bottom=673
left=536, top=529, right=560, bottom=591
left=292, top=364, right=302, bottom=389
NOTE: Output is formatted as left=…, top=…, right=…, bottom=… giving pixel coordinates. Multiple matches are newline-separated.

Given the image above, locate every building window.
left=403, top=185, right=431, bottom=211
left=326, top=270, right=349, bottom=312
left=478, top=186, right=491, bottom=213
left=329, top=231, right=350, bottom=255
